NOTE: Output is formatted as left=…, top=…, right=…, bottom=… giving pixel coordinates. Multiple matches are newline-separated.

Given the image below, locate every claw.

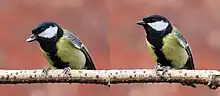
left=155, top=63, right=164, bottom=71
left=162, top=66, right=171, bottom=75
left=42, top=67, right=51, bottom=76
left=155, top=63, right=172, bottom=76
left=155, top=64, right=165, bottom=77
left=63, top=67, right=71, bottom=75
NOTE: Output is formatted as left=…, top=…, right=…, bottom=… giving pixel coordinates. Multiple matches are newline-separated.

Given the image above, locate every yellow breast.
left=162, top=33, right=188, bottom=68
left=56, top=37, right=86, bottom=69
left=146, top=40, right=158, bottom=60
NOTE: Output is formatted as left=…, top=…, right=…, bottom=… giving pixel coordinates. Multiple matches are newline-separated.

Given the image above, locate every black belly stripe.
left=145, top=26, right=174, bottom=67
left=146, top=34, right=173, bottom=67
left=37, top=30, right=72, bottom=69
left=48, top=54, right=70, bottom=69
left=153, top=47, right=172, bottom=67
left=38, top=37, right=70, bottom=69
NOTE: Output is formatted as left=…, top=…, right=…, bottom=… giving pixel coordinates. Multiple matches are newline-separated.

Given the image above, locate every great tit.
left=26, top=22, right=96, bottom=74
left=136, top=14, right=195, bottom=71
left=136, top=14, right=195, bottom=87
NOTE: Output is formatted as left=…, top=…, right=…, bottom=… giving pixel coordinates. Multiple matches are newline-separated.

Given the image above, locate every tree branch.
left=0, top=69, right=109, bottom=85
left=0, top=69, right=220, bottom=89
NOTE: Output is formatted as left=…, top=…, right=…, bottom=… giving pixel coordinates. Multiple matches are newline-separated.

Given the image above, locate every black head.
left=26, top=22, right=63, bottom=42
left=136, top=14, right=172, bottom=36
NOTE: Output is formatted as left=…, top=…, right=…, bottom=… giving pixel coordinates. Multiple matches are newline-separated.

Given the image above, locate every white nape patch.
left=147, top=20, right=169, bottom=31
left=38, top=26, right=58, bottom=38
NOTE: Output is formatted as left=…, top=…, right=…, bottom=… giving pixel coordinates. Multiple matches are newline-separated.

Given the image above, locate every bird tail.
left=84, top=62, right=96, bottom=70
left=184, top=60, right=195, bottom=70
left=183, top=53, right=195, bottom=70
left=183, top=46, right=195, bottom=70
left=81, top=47, right=96, bottom=70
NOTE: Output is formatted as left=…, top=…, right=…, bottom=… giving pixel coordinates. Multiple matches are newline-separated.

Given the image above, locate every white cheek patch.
left=147, top=20, right=169, bottom=31
left=38, top=26, right=58, bottom=38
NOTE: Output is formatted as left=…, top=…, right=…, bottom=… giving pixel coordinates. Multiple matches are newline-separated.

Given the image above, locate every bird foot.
left=155, top=64, right=172, bottom=76
left=42, top=67, right=51, bottom=76
left=62, top=67, right=71, bottom=75
left=155, top=64, right=164, bottom=71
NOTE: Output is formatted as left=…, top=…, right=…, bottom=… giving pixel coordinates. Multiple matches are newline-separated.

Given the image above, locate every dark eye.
left=39, top=27, right=45, bottom=32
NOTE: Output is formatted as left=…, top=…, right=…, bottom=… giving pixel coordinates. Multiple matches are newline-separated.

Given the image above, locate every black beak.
left=136, top=20, right=145, bottom=25
left=26, top=34, right=37, bottom=42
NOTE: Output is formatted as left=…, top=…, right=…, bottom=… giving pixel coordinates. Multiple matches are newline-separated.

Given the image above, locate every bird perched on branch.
left=136, top=14, right=195, bottom=87
left=136, top=14, right=195, bottom=71
left=26, top=22, right=96, bottom=74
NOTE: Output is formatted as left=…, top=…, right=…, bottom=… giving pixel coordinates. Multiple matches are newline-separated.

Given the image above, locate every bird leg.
left=62, top=67, right=71, bottom=75
left=155, top=64, right=196, bottom=87
left=163, top=66, right=172, bottom=74
left=42, top=67, right=51, bottom=76
left=155, top=63, right=172, bottom=76
left=155, top=63, right=164, bottom=71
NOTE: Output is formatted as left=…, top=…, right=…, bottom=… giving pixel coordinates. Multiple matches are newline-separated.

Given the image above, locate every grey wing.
left=174, top=28, right=195, bottom=69
left=64, top=32, right=96, bottom=70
